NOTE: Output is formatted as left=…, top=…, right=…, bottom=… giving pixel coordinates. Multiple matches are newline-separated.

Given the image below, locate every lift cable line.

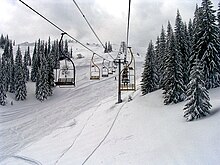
left=18, top=0, right=111, bottom=62
left=72, top=0, right=114, bottom=60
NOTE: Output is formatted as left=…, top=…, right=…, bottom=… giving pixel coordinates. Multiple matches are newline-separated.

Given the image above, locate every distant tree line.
left=141, top=0, right=220, bottom=121
left=0, top=36, right=71, bottom=105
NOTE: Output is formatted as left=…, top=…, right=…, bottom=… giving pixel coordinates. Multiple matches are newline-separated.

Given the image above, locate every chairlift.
left=90, top=53, right=101, bottom=80
left=54, top=33, right=76, bottom=87
left=102, top=59, right=109, bottom=77
left=107, top=61, right=113, bottom=74
left=120, top=47, right=136, bottom=91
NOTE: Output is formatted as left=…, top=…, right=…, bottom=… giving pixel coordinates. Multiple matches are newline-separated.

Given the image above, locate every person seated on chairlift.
left=122, top=68, right=129, bottom=86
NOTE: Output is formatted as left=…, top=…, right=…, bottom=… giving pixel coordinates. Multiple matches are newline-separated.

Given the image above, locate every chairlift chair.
left=90, top=53, right=101, bottom=80
left=120, top=47, right=136, bottom=91
left=107, top=61, right=114, bottom=74
left=54, top=33, right=76, bottom=87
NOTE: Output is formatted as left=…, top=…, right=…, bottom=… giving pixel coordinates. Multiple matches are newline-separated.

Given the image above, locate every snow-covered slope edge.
left=2, top=88, right=220, bottom=165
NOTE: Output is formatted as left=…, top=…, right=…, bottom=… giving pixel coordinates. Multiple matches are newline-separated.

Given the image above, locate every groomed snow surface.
left=1, top=44, right=220, bottom=164
left=2, top=86, right=220, bottom=165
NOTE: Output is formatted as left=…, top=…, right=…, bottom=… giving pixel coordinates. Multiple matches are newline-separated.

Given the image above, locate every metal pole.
left=118, top=59, right=122, bottom=103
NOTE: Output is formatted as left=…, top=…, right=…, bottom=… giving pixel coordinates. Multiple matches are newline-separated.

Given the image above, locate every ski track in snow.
left=81, top=87, right=141, bottom=165
left=81, top=100, right=127, bottom=165
left=0, top=46, right=143, bottom=163
left=54, top=103, right=102, bottom=165
left=3, top=155, right=42, bottom=165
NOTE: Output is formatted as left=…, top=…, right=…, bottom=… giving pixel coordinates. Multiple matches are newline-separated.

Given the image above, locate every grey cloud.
left=1, top=0, right=219, bottom=49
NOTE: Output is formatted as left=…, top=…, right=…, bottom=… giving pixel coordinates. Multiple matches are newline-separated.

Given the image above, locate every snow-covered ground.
left=2, top=87, right=220, bottom=165
left=1, top=44, right=220, bottom=165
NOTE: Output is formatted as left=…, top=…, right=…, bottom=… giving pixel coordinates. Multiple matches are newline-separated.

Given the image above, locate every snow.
left=1, top=44, right=220, bottom=164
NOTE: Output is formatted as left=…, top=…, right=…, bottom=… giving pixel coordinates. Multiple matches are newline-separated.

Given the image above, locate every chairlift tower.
left=115, top=46, right=136, bottom=103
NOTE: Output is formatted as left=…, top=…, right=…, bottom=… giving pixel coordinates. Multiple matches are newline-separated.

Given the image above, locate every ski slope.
left=1, top=44, right=220, bottom=165
left=0, top=43, right=144, bottom=163
left=2, top=87, right=220, bottom=165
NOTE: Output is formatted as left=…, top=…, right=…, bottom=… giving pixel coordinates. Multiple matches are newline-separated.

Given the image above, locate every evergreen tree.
left=27, top=46, right=31, bottom=66
left=31, top=42, right=38, bottom=82
left=46, top=42, right=54, bottom=94
left=9, top=41, right=15, bottom=93
left=108, top=41, right=112, bottom=52
left=48, top=37, right=51, bottom=55
left=141, top=41, right=158, bottom=95
left=159, top=26, right=166, bottom=88
left=174, top=9, right=188, bottom=86
left=0, top=65, right=7, bottom=106
left=187, top=19, right=194, bottom=59
left=217, top=2, right=220, bottom=39
left=14, top=46, right=27, bottom=101
left=1, top=39, right=10, bottom=92
left=163, top=26, right=185, bottom=104
left=191, top=0, right=220, bottom=89
left=36, top=44, right=49, bottom=101
left=55, top=40, right=60, bottom=69
left=24, top=50, right=30, bottom=81
left=162, top=21, right=173, bottom=93
left=154, top=36, right=160, bottom=84
left=183, top=58, right=211, bottom=121
left=104, top=42, right=108, bottom=53
left=0, top=34, right=5, bottom=48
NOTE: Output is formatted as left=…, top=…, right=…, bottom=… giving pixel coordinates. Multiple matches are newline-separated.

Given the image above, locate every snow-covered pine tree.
left=45, top=42, right=53, bottom=95
left=141, top=40, right=158, bottom=95
left=36, top=44, right=49, bottom=101
left=155, top=36, right=160, bottom=85
left=183, top=58, right=211, bottom=121
left=0, top=65, right=7, bottom=106
left=108, top=41, right=112, bottom=52
left=217, top=2, right=220, bottom=39
left=47, top=52, right=55, bottom=89
left=0, top=34, right=5, bottom=49
left=163, top=26, right=185, bottom=104
left=162, top=21, right=173, bottom=93
left=31, top=42, right=38, bottom=82
left=192, top=0, right=220, bottom=89
left=27, top=46, right=31, bottom=66
left=48, top=37, right=51, bottom=55
left=104, top=42, right=108, bottom=53
left=14, top=46, right=27, bottom=101
left=184, top=22, right=191, bottom=85
left=159, top=26, right=166, bottom=89
left=187, top=19, right=193, bottom=58
left=23, top=50, right=30, bottom=82
left=174, top=9, right=188, bottom=87
left=9, top=41, right=15, bottom=93
left=55, top=40, right=60, bottom=69
left=2, top=39, right=10, bottom=92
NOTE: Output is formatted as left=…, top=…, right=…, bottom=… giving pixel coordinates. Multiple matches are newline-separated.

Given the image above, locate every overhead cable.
left=72, top=0, right=114, bottom=60
left=18, top=0, right=111, bottom=61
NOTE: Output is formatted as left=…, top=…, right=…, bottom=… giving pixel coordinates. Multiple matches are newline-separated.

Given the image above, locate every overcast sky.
left=0, top=0, right=219, bottom=48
